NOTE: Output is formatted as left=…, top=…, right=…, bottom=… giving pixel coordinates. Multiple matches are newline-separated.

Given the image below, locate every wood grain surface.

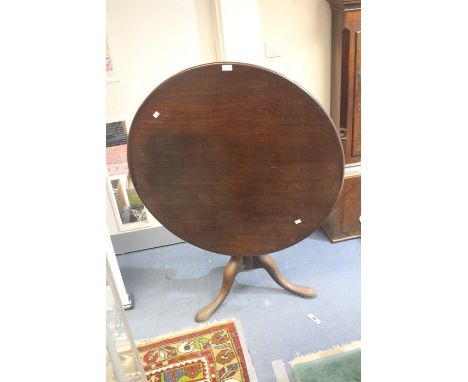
left=128, top=62, right=344, bottom=256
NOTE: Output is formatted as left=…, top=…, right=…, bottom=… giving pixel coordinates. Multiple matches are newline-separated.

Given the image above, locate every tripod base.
left=195, top=254, right=316, bottom=322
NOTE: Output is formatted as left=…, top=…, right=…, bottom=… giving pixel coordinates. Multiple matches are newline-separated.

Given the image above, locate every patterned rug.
left=137, top=320, right=257, bottom=382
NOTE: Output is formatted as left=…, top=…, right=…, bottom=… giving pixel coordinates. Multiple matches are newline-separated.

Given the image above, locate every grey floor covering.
left=117, top=228, right=361, bottom=381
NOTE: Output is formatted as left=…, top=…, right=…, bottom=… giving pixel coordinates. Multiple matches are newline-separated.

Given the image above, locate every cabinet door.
left=351, top=31, right=361, bottom=158
left=341, top=9, right=361, bottom=164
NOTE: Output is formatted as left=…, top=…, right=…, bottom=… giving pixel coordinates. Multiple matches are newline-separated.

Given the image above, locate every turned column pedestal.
left=195, top=254, right=316, bottom=322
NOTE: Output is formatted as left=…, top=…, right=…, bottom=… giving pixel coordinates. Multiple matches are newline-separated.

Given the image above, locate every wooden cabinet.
left=322, top=0, right=361, bottom=242
left=323, top=169, right=361, bottom=241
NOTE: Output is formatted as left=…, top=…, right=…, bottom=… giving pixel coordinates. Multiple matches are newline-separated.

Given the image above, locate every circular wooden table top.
left=128, top=63, right=344, bottom=257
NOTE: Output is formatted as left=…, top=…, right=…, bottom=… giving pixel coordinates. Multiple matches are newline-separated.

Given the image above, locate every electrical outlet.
left=264, top=41, right=281, bottom=58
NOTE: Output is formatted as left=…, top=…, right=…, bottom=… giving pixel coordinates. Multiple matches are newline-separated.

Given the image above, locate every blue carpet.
left=117, top=228, right=360, bottom=381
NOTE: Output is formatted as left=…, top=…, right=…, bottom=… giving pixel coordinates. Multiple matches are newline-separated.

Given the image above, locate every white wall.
left=106, top=0, right=217, bottom=127
left=257, top=0, right=331, bottom=112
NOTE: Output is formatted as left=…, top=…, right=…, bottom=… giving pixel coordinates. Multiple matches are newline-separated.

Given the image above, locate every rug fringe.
left=289, top=340, right=361, bottom=367
left=135, top=317, right=239, bottom=345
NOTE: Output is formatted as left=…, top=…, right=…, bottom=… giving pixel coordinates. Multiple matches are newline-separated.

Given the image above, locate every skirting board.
left=111, top=225, right=183, bottom=254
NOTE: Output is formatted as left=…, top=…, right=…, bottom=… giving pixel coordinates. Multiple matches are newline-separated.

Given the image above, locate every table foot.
left=195, top=256, right=243, bottom=322
left=254, top=254, right=317, bottom=298
left=195, top=253, right=316, bottom=322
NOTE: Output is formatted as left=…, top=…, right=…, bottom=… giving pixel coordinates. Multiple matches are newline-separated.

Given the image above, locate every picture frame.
left=106, top=36, right=119, bottom=83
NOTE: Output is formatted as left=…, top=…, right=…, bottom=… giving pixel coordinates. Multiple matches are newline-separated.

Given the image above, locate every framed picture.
left=106, top=37, right=119, bottom=83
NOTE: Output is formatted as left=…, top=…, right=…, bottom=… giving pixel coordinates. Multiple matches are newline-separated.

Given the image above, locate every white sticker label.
left=294, top=219, right=302, bottom=224
left=307, top=313, right=321, bottom=324
left=222, top=64, right=233, bottom=71
left=153, top=111, right=160, bottom=119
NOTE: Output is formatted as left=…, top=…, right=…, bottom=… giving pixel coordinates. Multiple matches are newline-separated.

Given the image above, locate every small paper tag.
left=153, top=111, right=160, bottom=118
left=307, top=313, right=321, bottom=324
left=294, top=219, right=302, bottom=224
left=221, top=64, right=233, bottom=71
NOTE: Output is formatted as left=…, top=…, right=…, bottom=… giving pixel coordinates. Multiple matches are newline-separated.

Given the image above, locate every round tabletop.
left=128, top=62, right=344, bottom=257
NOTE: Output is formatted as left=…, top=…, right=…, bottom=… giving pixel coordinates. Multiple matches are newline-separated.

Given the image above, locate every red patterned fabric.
left=138, top=321, right=252, bottom=382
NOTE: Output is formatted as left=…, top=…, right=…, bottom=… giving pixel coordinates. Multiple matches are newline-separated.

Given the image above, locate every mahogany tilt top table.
left=128, top=62, right=344, bottom=321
